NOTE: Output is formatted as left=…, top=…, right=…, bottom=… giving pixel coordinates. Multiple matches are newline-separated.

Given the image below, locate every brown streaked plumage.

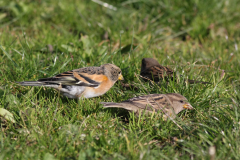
left=140, top=58, right=210, bottom=84
left=17, top=64, right=124, bottom=99
left=100, top=93, right=193, bottom=119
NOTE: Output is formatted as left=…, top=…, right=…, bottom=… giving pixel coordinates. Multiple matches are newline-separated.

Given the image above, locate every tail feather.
left=100, top=102, right=137, bottom=112
left=17, top=81, right=60, bottom=86
left=16, top=81, right=46, bottom=86
left=187, top=79, right=211, bottom=84
left=100, top=102, right=124, bottom=108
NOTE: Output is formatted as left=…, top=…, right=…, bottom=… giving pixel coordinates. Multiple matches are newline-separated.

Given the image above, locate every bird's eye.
left=179, top=100, right=184, bottom=103
left=119, top=71, right=121, bottom=74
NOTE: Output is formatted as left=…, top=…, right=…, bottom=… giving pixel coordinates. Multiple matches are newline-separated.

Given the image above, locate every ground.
left=0, top=0, right=240, bottom=159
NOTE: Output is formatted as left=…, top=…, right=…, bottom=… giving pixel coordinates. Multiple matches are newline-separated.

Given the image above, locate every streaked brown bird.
left=100, top=93, right=193, bottom=119
left=140, top=58, right=210, bottom=84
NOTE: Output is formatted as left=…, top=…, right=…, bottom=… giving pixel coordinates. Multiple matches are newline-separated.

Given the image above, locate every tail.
left=17, top=81, right=60, bottom=88
left=187, top=79, right=211, bottom=84
left=100, top=102, right=137, bottom=112
left=100, top=102, right=124, bottom=108
left=16, top=81, right=47, bottom=86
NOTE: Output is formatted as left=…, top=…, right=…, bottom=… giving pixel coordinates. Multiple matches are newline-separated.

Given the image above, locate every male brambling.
left=140, top=58, right=210, bottom=84
left=17, top=63, right=124, bottom=99
left=100, top=93, right=193, bottom=119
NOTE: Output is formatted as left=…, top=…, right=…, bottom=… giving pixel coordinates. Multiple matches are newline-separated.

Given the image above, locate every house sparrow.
left=140, top=58, right=210, bottom=84
left=100, top=93, right=193, bottom=119
left=17, top=64, right=124, bottom=99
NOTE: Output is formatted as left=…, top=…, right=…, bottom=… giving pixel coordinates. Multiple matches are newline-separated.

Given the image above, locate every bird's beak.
left=183, top=103, right=194, bottom=110
left=118, top=74, right=124, bottom=80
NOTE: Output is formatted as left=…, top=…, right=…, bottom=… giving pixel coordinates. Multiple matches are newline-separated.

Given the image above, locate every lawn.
left=1, top=0, right=240, bottom=159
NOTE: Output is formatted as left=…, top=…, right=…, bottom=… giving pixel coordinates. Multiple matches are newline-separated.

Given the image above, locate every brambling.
left=17, top=63, right=124, bottom=99
left=100, top=93, right=193, bottom=119
left=140, top=58, right=210, bottom=84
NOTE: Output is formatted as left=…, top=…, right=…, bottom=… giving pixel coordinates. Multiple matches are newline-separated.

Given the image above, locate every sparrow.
left=140, top=58, right=210, bottom=84
left=100, top=93, right=193, bottom=119
left=17, top=63, right=124, bottom=99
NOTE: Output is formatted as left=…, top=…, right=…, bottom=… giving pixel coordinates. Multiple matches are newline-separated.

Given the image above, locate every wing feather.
left=123, top=94, right=171, bottom=111
left=37, top=70, right=102, bottom=87
left=141, top=66, right=173, bottom=81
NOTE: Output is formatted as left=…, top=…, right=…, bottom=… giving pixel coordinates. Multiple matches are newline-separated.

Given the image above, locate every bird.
left=100, top=93, right=193, bottom=119
left=17, top=63, right=124, bottom=99
left=140, top=58, right=210, bottom=84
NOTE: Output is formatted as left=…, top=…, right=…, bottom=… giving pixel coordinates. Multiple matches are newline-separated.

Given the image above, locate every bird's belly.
left=60, top=86, right=86, bottom=99
left=82, top=87, right=104, bottom=98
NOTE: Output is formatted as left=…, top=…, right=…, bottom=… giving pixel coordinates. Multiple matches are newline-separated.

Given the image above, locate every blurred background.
left=1, top=0, right=239, bottom=80
left=1, top=0, right=239, bottom=54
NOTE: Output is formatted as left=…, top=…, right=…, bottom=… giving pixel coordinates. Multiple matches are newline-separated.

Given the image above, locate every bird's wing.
left=37, top=68, right=107, bottom=87
left=140, top=65, right=173, bottom=81
left=122, top=94, right=173, bottom=111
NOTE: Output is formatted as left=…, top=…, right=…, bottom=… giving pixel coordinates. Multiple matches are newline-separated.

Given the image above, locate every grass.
left=0, top=0, right=240, bottom=159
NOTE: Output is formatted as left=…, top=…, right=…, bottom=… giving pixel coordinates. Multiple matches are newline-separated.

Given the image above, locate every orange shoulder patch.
left=89, top=75, right=108, bottom=82
left=79, top=73, right=109, bottom=83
